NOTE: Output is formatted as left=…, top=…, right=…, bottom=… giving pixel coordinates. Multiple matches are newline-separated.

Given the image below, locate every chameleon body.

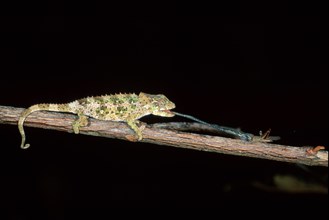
left=18, top=92, right=175, bottom=149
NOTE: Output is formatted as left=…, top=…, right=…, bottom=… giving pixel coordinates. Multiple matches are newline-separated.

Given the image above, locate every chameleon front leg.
left=72, top=113, right=89, bottom=134
left=126, top=119, right=144, bottom=141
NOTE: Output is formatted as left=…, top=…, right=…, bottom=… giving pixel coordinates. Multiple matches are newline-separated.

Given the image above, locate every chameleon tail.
left=19, top=105, right=41, bottom=149
left=18, top=103, right=69, bottom=149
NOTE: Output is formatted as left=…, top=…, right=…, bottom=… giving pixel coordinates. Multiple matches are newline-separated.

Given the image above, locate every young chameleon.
left=18, top=92, right=176, bottom=149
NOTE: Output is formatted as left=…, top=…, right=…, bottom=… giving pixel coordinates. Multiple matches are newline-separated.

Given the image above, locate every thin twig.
left=0, top=105, right=327, bottom=167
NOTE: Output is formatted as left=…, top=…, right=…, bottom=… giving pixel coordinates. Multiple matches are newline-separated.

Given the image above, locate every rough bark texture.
left=1, top=105, right=327, bottom=167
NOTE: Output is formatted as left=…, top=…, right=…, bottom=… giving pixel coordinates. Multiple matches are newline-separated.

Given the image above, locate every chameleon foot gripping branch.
left=18, top=92, right=176, bottom=149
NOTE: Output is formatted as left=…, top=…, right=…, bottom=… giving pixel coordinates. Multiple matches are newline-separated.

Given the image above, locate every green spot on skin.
left=117, top=106, right=127, bottom=112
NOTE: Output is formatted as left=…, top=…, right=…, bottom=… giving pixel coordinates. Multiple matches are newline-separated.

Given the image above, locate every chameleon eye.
left=152, top=101, right=160, bottom=107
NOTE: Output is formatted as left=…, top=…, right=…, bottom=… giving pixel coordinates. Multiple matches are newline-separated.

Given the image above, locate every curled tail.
left=19, top=105, right=42, bottom=149
left=18, top=103, right=70, bottom=149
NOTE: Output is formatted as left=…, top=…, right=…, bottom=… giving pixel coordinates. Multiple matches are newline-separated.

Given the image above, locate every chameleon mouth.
left=161, top=109, right=175, bottom=116
left=162, top=109, right=171, bottom=113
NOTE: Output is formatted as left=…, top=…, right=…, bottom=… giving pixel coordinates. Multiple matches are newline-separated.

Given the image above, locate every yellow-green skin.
left=18, top=92, right=175, bottom=149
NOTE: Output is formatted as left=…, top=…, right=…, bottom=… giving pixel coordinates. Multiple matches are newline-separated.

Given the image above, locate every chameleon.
left=18, top=92, right=176, bottom=149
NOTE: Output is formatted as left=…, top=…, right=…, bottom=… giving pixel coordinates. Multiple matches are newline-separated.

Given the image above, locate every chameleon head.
left=139, top=92, right=175, bottom=117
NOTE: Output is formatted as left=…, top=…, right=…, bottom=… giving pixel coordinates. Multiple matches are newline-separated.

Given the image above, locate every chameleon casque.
left=18, top=92, right=176, bottom=149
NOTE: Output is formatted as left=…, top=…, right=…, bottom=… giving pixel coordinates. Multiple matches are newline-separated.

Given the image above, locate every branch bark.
left=0, top=105, right=327, bottom=167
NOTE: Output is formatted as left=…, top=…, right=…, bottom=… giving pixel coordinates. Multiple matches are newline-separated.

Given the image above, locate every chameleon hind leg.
left=72, top=113, right=89, bottom=134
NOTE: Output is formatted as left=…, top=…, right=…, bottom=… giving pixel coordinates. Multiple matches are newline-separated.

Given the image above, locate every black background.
left=0, top=1, right=328, bottom=219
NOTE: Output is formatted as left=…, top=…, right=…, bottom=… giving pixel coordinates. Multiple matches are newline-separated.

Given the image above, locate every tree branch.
left=0, top=105, right=327, bottom=167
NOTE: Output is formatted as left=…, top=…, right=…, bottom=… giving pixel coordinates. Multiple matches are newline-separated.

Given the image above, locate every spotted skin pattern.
left=18, top=92, right=175, bottom=149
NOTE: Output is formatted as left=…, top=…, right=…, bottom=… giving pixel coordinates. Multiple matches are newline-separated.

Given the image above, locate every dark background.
left=0, top=1, right=328, bottom=219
